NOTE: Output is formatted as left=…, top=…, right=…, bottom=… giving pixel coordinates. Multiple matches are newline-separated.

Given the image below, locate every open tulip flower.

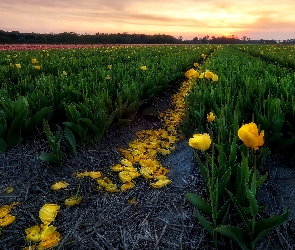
left=238, top=122, right=264, bottom=150
left=188, top=133, right=211, bottom=151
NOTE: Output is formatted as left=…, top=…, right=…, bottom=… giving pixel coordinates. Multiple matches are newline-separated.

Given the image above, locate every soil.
left=0, top=87, right=295, bottom=250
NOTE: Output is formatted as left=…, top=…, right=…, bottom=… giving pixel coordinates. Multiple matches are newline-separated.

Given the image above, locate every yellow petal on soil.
left=118, top=171, right=132, bottom=183
left=158, top=148, right=171, bottom=155
left=40, top=225, right=57, bottom=240
left=123, top=166, right=138, bottom=173
left=64, top=195, right=82, bottom=207
left=120, top=158, right=133, bottom=167
left=128, top=197, right=137, bottom=204
left=4, top=186, right=14, bottom=194
left=121, top=182, right=135, bottom=191
left=151, top=179, right=172, bottom=188
left=25, top=225, right=41, bottom=242
left=140, top=167, right=153, bottom=179
left=89, top=171, right=102, bottom=179
left=110, top=164, right=124, bottom=172
left=74, top=171, right=90, bottom=178
left=39, top=204, right=60, bottom=225
left=23, top=244, right=37, bottom=250
left=51, top=181, right=68, bottom=190
left=104, top=184, right=118, bottom=193
left=38, top=231, right=61, bottom=250
left=0, top=214, right=16, bottom=227
left=153, top=175, right=168, bottom=180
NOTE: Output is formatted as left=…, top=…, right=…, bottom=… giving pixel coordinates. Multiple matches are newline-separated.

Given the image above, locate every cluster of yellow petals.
left=96, top=177, right=118, bottom=192
left=74, top=171, right=102, bottom=179
left=238, top=122, right=264, bottom=150
left=0, top=202, right=18, bottom=230
left=24, top=224, right=61, bottom=250
left=108, top=69, right=197, bottom=191
left=185, top=68, right=218, bottom=82
left=140, top=65, right=147, bottom=70
left=24, top=204, right=61, bottom=249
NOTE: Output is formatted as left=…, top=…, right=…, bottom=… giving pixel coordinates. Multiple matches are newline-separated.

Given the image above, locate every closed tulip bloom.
left=212, top=74, right=218, bottom=81
left=188, top=133, right=211, bottom=151
left=207, top=112, right=215, bottom=122
left=140, top=65, right=147, bottom=70
left=31, top=58, right=37, bottom=64
left=39, top=204, right=60, bottom=225
left=238, top=122, right=264, bottom=150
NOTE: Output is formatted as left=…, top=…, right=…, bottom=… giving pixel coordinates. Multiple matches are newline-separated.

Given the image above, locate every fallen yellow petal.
left=64, top=195, right=82, bottom=207
left=51, top=181, right=68, bottom=191
left=151, top=179, right=172, bottom=188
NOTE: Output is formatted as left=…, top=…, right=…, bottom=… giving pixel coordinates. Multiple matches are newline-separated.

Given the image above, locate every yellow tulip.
left=51, top=181, right=68, bottom=191
left=238, top=122, right=264, bottom=150
left=62, top=71, right=67, bottom=76
left=205, top=70, right=214, bottom=79
left=188, top=133, right=211, bottom=151
left=39, top=204, right=60, bottom=225
left=212, top=74, right=218, bottom=81
left=193, top=62, right=199, bottom=67
left=64, top=194, right=82, bottom=207
left=31, top=58, right=37, bottom=64
left=140, top=65, right=147, bottom=70
left=15, top=63, right=21, bottom=69
left=185, top=68, right=197, bottom=80
left=35, top=65, right=41, bottom=70
left=207, top=112, right=215, bottom=122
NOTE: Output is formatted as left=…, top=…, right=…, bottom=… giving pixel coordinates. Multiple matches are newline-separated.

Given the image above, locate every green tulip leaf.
left=253, top=209, right=289, bottom=244
left=0, top=117, right=7, bottom=138
left=64, top=126, right=77, bottom=156
left=185, top=193, right=212, bottom=217
left=38, top=153, right=62, bottom=166
left=0, top=138, right=7, bottom=153
left=215, top=225, right=250, bottom=250
left=194, top=209, right=214, bottom=237
left=7, top=109, right=28, bottom=146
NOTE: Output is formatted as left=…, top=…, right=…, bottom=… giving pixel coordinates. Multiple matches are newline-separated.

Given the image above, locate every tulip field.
left=1, top=44, right=295, bottom=249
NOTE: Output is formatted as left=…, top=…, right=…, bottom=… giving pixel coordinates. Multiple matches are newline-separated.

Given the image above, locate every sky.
left=0, top=0, right=294, bottom=40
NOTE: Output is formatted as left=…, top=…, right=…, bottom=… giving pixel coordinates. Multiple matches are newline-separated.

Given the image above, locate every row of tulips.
left=183, top=46, right=291, bottom=249
left=235, top=44, right=295, bottom=69
left=0, top=45, right=217, bottom=164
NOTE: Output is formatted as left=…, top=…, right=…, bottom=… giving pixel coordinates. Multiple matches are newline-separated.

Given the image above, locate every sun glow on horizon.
left=0, top=0, right=294, bottom=40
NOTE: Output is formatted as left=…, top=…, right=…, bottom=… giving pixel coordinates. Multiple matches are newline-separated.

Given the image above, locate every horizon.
left=1, top=0, right=294, bottom=41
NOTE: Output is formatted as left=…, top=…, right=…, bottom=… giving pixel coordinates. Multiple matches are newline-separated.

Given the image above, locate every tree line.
left=0, top=30, right=293, bottom=44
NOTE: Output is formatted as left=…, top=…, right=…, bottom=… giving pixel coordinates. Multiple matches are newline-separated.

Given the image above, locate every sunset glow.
left=0, top=0, right=294, bottom=40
